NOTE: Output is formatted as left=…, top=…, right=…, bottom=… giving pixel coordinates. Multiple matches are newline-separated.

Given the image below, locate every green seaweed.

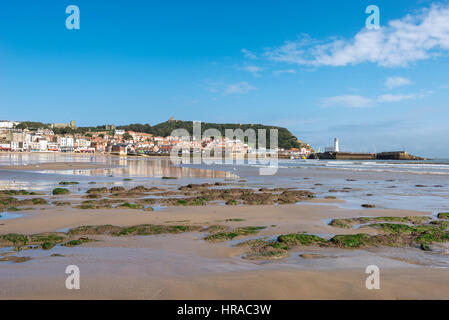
left=225, top=199, right=239, bottom=206
left=41, top=242, right=55, bottom=250
left=62, top=238, right=93, bottom=247
left=118, top=202, right=144, bottom=210
left=369, top=223, right=416, bottom=234
left=54, top=201, right=71, bottom=206
left=52, top=188, right=70, bottom=195
left=32, top=198, right=48, bottom=205
left=330, top=234, right=374, bottom=248
left=437, top=212, right=449, bottom=219
left=113, top=224, right=201, bottom=236
left=77, top=204, right=95, bottom=209
left=205, top=226, right=266, bottom=242
left=192, top=198, right=208, bottom=206
left=277, top=233, right=327, bottom=247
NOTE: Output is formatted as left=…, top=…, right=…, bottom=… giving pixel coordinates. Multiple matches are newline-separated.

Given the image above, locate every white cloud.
left=273, top=69, right=296, bottom=76
left=241, top=48, right=257, bottom=60
left=321, top=95, right=372, bottom=108
left=265, top=4, right=449, bottom=67
left=377, top=93, right=416, bottom=103
left=385, top=76, right=413, bottom=89
left=243, top=65, right=262, bottom=77
left=323, top=90, right=431, bottom=107
left=223, top=82, right=256, bottom=95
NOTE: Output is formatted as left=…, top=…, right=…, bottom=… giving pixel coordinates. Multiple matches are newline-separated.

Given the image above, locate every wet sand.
left=0, top=162, right=113, bottom=171
left=1, top=154, right=449, bottom=300
left=2, top=203, right=448, bottom=299
left=0, top=201, right=430, bottom=235
left=1, top=268, right=448, bottom=300
left=0, top=229, right=448, bottom=299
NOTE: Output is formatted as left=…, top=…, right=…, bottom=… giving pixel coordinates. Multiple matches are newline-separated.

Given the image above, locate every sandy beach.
left=1, top=154, right=449, bottom=299
left=2, top=267, right=448, bottom=300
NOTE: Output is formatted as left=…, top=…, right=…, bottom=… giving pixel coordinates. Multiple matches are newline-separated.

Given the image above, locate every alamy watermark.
left=65, top=265, right=80, bottom=290
left=66, top=5, right=80, bottom=30
left=365, top=5, right=380, bottom=30
left=169, top=121, right=279, bottom=175
left=365, top=265, right=380, bottom=290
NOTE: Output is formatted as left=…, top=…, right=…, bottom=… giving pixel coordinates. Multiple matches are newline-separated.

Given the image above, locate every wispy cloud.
left=323, top=90, right=431, bottom=107
left=385, top=76, right=413, bottom=89
left=377, top=93, right=416, bottom=103
left=272, top=69, right=296, bottom=76
left=223, top=81, right=256, bottom=95
left=265, top=4, right=449, bottom=67
left=241, top=48, right=257, bottom=60
left=243, top=65, right=262, bottom=77
left=321, top=95, right=373, bottom=108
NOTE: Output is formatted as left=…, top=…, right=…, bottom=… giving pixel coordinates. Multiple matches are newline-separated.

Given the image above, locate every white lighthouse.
left=334, top=138, right=339, bottom=152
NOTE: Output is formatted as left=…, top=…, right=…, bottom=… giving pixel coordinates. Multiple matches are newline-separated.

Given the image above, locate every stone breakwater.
left=310, top=151, right=425, bottom=160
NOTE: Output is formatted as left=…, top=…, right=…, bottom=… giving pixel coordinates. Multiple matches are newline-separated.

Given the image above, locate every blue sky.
left=1, top=0, right=449, bottom=157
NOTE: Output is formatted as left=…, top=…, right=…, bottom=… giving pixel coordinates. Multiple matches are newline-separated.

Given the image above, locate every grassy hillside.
left=14, top=120, right=312, bottom=150
left=118, top=120, right=311, bottom=150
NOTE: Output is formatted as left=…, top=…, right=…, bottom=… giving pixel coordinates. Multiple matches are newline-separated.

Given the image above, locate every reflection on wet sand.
left=0, top=152, right=113, bottom=166
left=10, top=156, right=237, bottom=179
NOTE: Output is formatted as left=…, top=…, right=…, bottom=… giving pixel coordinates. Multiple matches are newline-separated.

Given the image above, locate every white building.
left=114, top=129, right=125, bottom=135
left=39, top=140, right=48, bottom=151
left=299, top=147, right=311, bottom=156
left=0, top=120, right=20, bottom=129
left=58, top=136, right=74, bottom=147
left=57, top=136, right=74, bottom=152
left=10, top=141, right=21, bottom=151
left=29, top=140, right=48, bottom=152
left=76, top=138, right=91, bottom=149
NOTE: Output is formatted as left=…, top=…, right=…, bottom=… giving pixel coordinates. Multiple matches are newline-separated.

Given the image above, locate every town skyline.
left=0, top=118, right=312, bottom=164
left=0, top=118, right=435, bottom=159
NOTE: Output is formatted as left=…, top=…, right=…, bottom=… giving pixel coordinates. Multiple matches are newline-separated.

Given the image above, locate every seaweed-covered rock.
left=86, top=187, right=108, bottom=194
left=205, top=226, right=266, bottom=242
left=0, top=256, right=31, bottom=263
left=109, top=186, right=126, bottom=193
left=68, top=225, right=122, bottom=236
left=52, top=188, right=70, bottom=195
left=437, top=212, right=449, bottom=219
left=277, top=233, right=327, bottom=247
left=330, top=234, right=374, bottom=248
left=243, top=240, right=289, bottom=260
left=117, top=202, right=145, bottom=210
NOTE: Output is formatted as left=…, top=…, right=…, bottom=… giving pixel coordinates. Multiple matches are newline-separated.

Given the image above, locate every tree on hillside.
left=123, top=132, right=132, bottom=141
